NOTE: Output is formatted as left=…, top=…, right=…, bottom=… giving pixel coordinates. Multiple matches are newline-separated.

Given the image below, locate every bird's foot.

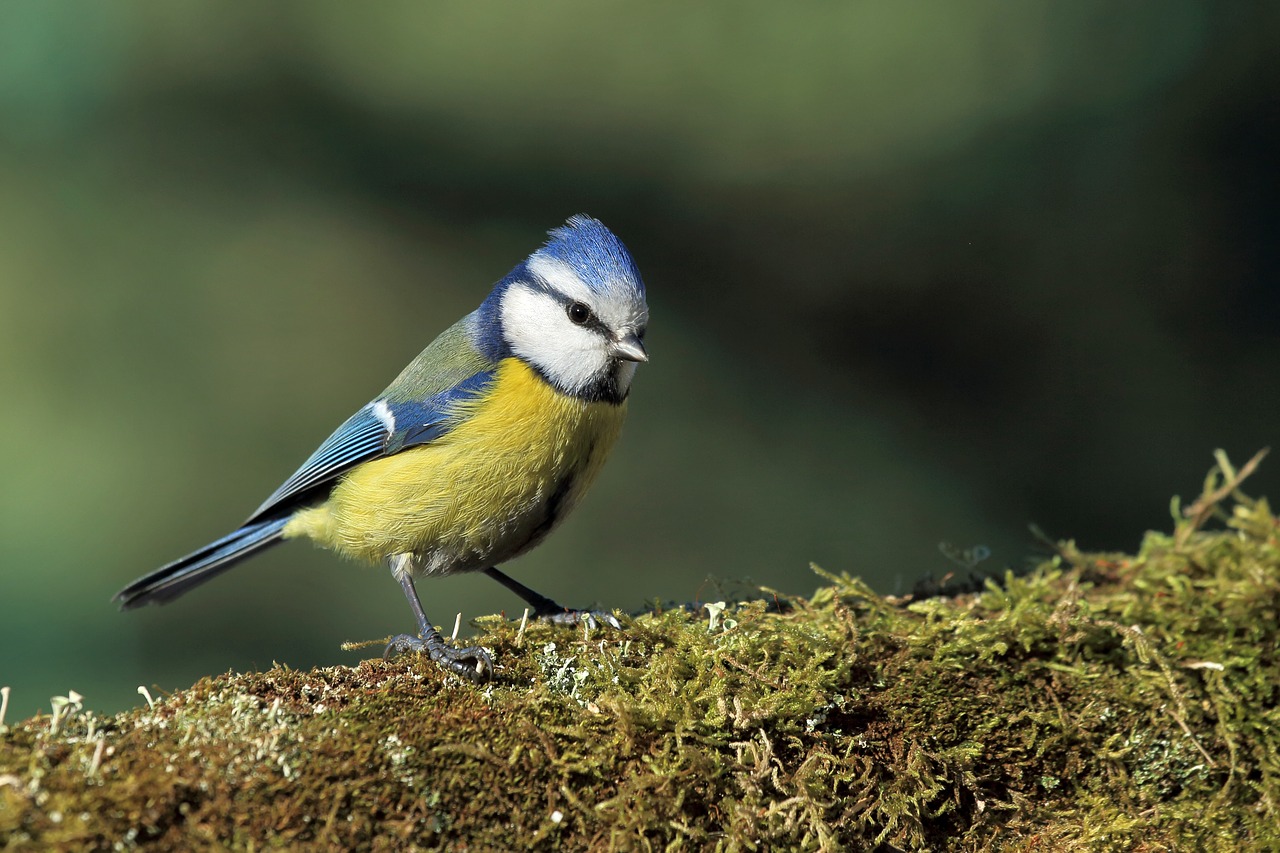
left=384, top=632, right=493, bottom=682
left=534, top=608, right=622, bottom=631
left=481, top=567, right=623, bottom=631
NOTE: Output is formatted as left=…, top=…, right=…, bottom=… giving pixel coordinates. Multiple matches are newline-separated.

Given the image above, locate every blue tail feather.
left=115, top=517, right=288, bottom=609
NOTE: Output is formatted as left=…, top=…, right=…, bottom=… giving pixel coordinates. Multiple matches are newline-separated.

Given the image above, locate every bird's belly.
left=285, top=359, right=626, bottom=573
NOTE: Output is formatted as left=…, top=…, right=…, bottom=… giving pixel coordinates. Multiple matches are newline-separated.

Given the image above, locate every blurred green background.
left=1, top=3, right=1276, bottom=716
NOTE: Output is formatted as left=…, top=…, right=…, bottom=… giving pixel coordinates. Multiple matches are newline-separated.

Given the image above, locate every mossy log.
left=2, top=452, right=1277, bottom=851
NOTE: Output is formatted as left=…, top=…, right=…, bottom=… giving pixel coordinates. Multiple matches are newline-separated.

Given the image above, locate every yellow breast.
left=283, top=358, right=627, bottom=573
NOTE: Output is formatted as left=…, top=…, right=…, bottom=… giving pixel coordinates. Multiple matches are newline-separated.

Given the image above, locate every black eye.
left=567, top=302, right=591, bottom=325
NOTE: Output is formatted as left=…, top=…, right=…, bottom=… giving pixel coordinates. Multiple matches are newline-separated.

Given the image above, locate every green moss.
left=3, top=451, right=1277, bottom=850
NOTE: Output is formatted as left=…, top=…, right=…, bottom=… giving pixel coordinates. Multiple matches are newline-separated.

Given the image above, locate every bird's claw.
left=536, top=609, right=622, bottom=631
left=384, top=632, right=493, bottom=682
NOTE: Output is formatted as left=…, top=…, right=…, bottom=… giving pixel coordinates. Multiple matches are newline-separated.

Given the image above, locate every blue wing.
left=247, top=369, right=495, bottom=522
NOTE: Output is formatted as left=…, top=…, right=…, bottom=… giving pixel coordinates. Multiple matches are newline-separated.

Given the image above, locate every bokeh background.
left=1, top=3, right=1276, bottom=716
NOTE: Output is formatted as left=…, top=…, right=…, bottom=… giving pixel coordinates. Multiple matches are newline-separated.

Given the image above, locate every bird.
left=115, top=215, right=648, bottom=681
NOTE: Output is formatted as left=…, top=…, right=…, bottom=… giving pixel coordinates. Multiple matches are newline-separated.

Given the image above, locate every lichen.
left=2, top=450, right=1276, bottom=851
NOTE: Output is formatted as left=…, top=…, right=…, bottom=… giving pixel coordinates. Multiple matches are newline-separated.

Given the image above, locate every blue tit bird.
left=116, top=215, right=649, bottom=681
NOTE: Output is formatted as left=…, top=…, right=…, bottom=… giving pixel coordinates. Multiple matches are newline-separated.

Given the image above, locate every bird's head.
left=475, top=215, right=649, bottom=403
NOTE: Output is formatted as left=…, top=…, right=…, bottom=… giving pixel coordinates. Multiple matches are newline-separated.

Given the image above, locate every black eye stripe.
left=547, top=291, right=611, bottom=335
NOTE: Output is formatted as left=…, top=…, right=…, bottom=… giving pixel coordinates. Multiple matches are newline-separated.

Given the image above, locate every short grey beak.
left=612, top=332, right=648, bottom=363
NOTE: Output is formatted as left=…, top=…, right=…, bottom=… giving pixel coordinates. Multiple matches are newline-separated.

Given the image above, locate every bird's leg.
left=384, top=555, right=492, bottom=682
left=483, top=566, right=621, bottom=630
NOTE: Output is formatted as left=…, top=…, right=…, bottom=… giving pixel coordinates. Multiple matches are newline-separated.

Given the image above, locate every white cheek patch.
left=501, top=285, right=611, bottom=394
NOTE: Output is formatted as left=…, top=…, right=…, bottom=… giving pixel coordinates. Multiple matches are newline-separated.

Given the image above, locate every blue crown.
left=535, top=215, right=645, bottom=298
